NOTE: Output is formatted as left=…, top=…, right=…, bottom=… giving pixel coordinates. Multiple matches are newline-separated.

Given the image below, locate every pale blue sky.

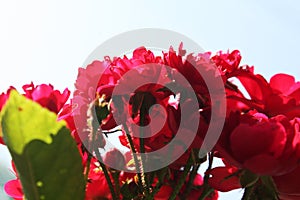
left=0, top=0, right=299, bottom=92
left=0, top=1, right=299, bottom=199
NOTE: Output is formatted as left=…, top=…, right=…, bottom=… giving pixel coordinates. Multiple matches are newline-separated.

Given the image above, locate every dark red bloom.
left=154, top=185, right=175, bottom=200
left=207, top=166, right=241, bottom=192
left=217, top=111, right=300, bottom=176
left=273, top=166, right=300, bottom=200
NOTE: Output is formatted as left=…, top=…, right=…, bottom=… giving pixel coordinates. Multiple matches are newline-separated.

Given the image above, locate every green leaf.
left=240, top=170, right=259, bottom=188
left=1, top=91, right=85, bottom=200
left=241, top=176, right=279, bottom=200
left=260, top=176, right=279, bottom=200
left=1, top=90, right=65, bottom=154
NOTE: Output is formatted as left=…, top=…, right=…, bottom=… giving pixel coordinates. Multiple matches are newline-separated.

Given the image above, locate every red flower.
left=4, top=179, right=23, bottom=200
left=153, top=173, right=218, bottom=200
left=185, top=174, right=219, bottom=200
left=0, top=83, right=69, bottom=115
left=273, top=166, right=300, bottom=200
left=0, top=91, right=9, bottom=111
left=227, top=72, right=300, bottom=120
left=211, top=50, right=241, bottom=74
left=0, top=83, right=70, bottom=145
left=212, top=50, right=300, bottom=177
left=154, top=185, right=175, bottom=200
left=4, top=162, right=24, bottom=200
left=85, top=159, right=112, bottom=200
left=207, top=166, right=241, bottom=192
left=217, top=112, right=299, bottom=176
left=22, top=82, right=70, bottom=114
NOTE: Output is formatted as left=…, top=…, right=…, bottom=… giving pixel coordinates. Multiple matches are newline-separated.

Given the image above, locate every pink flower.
left=22, top=82, right=70, bottom=114
left=0, top=83, right=70, bottom=144
left=4, top=179, right=23, bottom=200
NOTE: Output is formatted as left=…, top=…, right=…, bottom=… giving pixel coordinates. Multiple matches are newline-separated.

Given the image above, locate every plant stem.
left=198, top=187, right=215, bottom=200
left=84, top=153, right=92, bottom=183
left=95, top=150, right=119, bottom=200
left=122, top=122, right=146, bottom=194
left=139, top=108, right=149, bottom=195
left=111, top=171, right=121, bottom=198
left=241, top=185, right=254, bottom=200
left=182, top=163, right=200, bottom=198
left=169, top=155, right=193, bottom=200
left=198, top=152, right=214, bottom=200
left=146, top=168, right=168, bottom=200
left=87, top=101, right=118, bottom=200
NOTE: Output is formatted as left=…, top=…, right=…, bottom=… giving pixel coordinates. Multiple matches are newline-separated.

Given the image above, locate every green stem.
left=84, top=153, right=92, bottom=183
left=122, top=123, right=145, bottom=193
left=139, top=108, right=149, bottom=195
left=111, top=171, right=121, bottom=197
left=198, top=152, right=214, bottom=200
left=198, top=188, right=215, bottom=200
left=169, top=155, right=193, bottom=200
left=182, top=163, right=200, bottom=198
left=146, top=168, right=168, bottom=200
left=87, top=101, right=118, bottom=200
left=139, top=111, right=146, bottom=154
left=146, top=182, right=163, bottom=200
left=205, top=152, right=214, bottom=180
left=95, top=150, right=119, bottom=200
left=241, top=185, right=254, bottom=200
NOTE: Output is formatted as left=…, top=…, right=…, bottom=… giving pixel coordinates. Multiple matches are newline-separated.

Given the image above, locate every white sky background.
left=0, top=0, right=300, bottom=199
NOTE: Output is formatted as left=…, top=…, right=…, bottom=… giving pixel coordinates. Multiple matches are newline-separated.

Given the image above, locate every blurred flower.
left=0, top=83, right=70, bottom=145
left=273, top=165, right=300, bottom=200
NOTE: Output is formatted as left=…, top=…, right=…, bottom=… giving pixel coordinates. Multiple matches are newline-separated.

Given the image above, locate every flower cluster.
left=1, top=45, right=299, bottom=200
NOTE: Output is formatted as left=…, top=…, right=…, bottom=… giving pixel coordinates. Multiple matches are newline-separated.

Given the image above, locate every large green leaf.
left=1, top=90, right=85, bottom=200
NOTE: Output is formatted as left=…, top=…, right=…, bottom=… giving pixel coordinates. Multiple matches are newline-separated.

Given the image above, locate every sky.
left=0, top=0, right=299, bottom=199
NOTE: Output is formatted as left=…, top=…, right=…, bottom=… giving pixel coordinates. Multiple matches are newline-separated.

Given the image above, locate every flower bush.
left=0, top=44, right=299, bottom=200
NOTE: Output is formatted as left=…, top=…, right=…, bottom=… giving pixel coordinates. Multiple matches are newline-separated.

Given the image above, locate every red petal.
left=243, top=154, right=280, bottom=175
left=273, top=166, right=300, bottom=196
left=4, top=179, right=23, bottom=199
left=207, top=166, right=241, bottom=192
left=154, top=185, right=174, bottom=200
left=270, top=74, right=295, bottom=94
left=230, top=120, right=286, bottom=163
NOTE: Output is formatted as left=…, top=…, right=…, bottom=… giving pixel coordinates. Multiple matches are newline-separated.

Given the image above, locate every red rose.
left=207, top=166, right=241, bottom=192
left=213, top=52, right=300, bottom=177
left=211, top=50, right=241, bottom=74
left=217, top=112, right=299, bottom=176
left=273, top=166, right=300, bottom=200
left=227, top=72, right=300, bottom=120
left=0, top=83, right=70, bottom=145
left=154, top=185, right=176, bottom=200
left=22, top=82, right=70, bottom=114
